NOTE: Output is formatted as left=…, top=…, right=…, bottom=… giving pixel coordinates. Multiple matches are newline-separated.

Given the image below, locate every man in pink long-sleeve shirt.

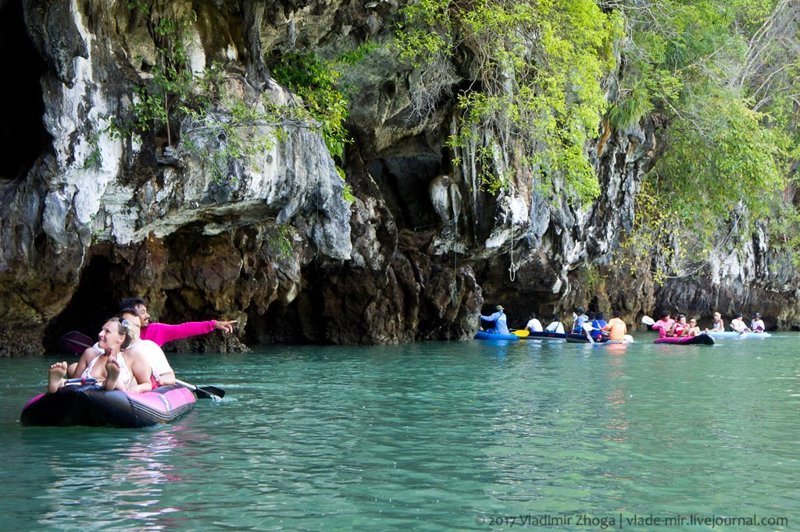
left=121, top=297, right=236, bottom=347
left=66, top=299, right=236, bottom=380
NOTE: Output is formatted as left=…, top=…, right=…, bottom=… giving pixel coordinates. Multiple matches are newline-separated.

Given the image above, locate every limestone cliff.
left=0, top=0, right=796, bottom=356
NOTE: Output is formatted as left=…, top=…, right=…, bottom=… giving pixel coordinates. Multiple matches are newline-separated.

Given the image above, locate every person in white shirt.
left=545, top=313, right=565, bottom=334
left=708, top=311, right=725, bottom=332
left=750, top=313, right=765, bottom=332
left=730, top=313, right=751, bottom=334
left=525, top=312, right=543, bottom=333
left=120, top=309, right=176, bottom=391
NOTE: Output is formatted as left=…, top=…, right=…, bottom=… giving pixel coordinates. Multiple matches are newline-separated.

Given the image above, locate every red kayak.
left=654, top=333, right=715, bottom=346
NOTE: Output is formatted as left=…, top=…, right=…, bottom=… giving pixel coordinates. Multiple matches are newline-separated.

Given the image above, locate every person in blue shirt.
left=480, top=305, right=509, bottom=334
left=592, top=311, right=608, bottom=341
left=571, top=306, right=588, bottom=334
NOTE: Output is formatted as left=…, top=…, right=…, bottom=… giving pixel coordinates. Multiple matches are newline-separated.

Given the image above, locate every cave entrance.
left=43, top=256, right=122, bottom=353
left=369, top=155, right=442, bottom=230
left=0, top=0, right=50, bottom=185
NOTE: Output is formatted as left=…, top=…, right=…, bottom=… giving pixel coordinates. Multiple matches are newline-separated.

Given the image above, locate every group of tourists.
left=46, top=297, right=236, bottom=394
left=652, top=310, right=766, bottom=337
left=480, top=305, right=629, bottom=341
left=481, top=304, right=769, bottom=342
left=543, top=307, right=629, bottom=342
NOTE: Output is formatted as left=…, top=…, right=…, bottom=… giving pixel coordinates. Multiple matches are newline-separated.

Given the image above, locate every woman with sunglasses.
left=47, top=317, right=151, bottom=393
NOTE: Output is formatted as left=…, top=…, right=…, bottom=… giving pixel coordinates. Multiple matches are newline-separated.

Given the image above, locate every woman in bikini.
left=47, top=317, right=151, bottom=393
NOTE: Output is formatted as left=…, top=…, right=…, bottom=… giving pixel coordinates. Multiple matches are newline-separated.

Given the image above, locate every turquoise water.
left=1, top=334, right=798, bottom=530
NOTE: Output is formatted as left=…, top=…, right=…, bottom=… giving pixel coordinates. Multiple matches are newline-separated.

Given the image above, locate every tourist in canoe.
left=590, top=311, right=608, bottom=341
left=122, top=297, right=237, bottom=346
left=119, top=308, right=176, bottom=391
left=685, top=318, right=702, bottom=337
left=651, top=311, right=675, bottom=337
left=708, top=311, right=725, bottom=332
left=67, top=297, right=237, bottom=378
left=480, top=305, right=509, bottom=334
left=48, top=317, right=151, bottom=394
left=670, top=314, right=689, bottom=337
left=593, top=311, right=608, bottom=331
left=730, top=313, right=751, bottom=334
left=750, top=313, right=765, bottom=332
left=571, top=306, right=589, bottom=334
left=602, top=310, right=628, bottom=341
left=545, top=313, right=565, bottom=334
left=525, top=312, right=543, bottom=333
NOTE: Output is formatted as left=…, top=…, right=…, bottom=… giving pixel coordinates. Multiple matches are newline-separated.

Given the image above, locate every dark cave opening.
left=0, top=0, right=50, bottom=184
left=43, top=256, right=121, bottom=353
left=369, top=155, right=442, bottom=230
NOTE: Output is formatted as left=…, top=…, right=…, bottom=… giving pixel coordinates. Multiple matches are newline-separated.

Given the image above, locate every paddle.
left=175, top=378, right=225, bottom=401
left=513, top=330, right=530, bottom=337
left=57, top=331, right=226, bottom=400
left=581, top=322, right=595, bottom=344
left=641, top=315, right=655, bottom=327
left=58, top=331, right=96, bottom=354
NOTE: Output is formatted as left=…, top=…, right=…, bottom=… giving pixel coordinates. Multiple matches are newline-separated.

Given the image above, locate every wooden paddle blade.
left=641, top=315, right=655, bottom=326
left=513, top=330, right=530, bottom=337
left=58, top=331, right=93, bottom=354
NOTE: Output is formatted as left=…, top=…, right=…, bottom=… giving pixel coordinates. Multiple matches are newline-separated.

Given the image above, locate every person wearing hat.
left=730, top=312, right=751, bottom=334
left=480, top=305, right=510, bottom=334
left=750, top=313, right=765, bottom=332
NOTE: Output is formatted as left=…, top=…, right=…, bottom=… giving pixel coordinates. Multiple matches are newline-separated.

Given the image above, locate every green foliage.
left=612, top=0, right=800, bottom=276
left=607, top=82, right=655, bottom=130
left=613, top=182, right=681, bottom=285
left=112, top=8, right=302, bottom=191
left=396, top=0, right=623, bottom=203
left=83, top=129, right=103, bottom=169
left=393, top=0, right=452, bottom=67
left=654, top=92, right=784, bottom=225
left=130, top=11, right=198, bottom=146
left=271, top=53, right=351, bottom=161
left=337, top=42, right=381, bottom=66
left=266, top=224, right=295, bottom=261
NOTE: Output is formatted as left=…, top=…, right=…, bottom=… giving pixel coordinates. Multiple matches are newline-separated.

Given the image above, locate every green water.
left=1, top=334, right=798, bottom=530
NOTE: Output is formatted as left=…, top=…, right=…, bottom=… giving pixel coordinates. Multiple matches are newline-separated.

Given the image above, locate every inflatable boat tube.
left=20, top=384, right=196, bottom=428
left=474, top=331, right=519, bottom=341
left=654, top=333, right=715, bottom=346
left=706, top=331, right=771, bottom=339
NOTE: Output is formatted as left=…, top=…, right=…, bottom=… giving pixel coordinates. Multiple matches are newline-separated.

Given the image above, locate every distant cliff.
left=0, top=0, right=796, bottom=356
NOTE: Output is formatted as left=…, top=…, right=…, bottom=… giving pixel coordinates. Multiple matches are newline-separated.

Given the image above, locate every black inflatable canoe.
left=20, top=384, right=197, bottom=428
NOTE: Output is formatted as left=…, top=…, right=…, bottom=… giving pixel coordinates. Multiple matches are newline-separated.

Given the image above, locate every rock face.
left=0, top=0, right=797, bottom=356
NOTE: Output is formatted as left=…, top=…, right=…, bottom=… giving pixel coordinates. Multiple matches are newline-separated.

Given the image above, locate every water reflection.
left=603, top=354, right=629, bottom=443
left=35, top=424, right=194, bottom=530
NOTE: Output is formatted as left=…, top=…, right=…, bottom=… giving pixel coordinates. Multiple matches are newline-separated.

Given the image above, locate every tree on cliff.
left=607, top=0, right=799, bottom=280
